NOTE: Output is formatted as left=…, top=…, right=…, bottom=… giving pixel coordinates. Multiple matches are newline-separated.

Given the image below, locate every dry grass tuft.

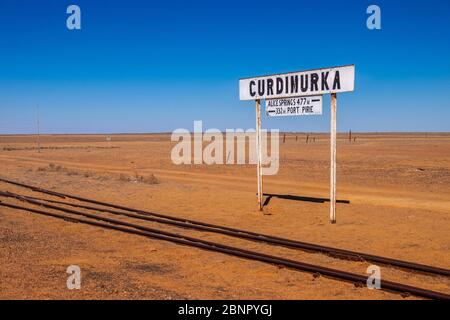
left=118, top=173, right=160, bottom=185
left=135, top=173, right=159, bottom=185
left=36, top=164, right=159, bottom=185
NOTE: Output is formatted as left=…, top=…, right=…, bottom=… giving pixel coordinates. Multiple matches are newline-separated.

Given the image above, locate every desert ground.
left=0, top=132, right=449, bottom=299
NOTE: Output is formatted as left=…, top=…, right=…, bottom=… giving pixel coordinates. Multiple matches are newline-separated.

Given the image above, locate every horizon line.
left=1, top=131, right=450, bottom=136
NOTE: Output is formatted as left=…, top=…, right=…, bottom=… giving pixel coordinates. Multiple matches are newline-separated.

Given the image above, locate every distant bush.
left=119, top=172, right=160, bottom=185
left=135, top=173, right=159, bottom=185
left=36, top=164, right=160, bottom=185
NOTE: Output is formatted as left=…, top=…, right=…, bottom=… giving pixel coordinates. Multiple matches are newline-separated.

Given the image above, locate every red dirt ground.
left=0, top=133, right=449, bottom=299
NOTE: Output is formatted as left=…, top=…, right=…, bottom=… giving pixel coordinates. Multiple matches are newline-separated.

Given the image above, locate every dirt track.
left=0, top=133, right=449, bottom=299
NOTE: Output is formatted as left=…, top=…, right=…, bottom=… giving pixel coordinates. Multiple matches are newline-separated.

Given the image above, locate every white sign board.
left=239, top=65, right=354, bottom=100
left=266, top=96, right=322, bottom=117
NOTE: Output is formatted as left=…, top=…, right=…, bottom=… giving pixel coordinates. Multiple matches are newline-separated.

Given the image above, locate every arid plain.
left=0, top=133, right=449, bottom=299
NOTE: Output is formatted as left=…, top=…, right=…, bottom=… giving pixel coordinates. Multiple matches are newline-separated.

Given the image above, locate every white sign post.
left=330, top=93, right=337, bottom=223
left=256, top=99, right=263, bottom=211
left=240, top=65, right=355, bottom=222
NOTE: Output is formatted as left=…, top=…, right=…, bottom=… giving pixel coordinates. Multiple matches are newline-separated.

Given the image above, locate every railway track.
left=0, top=177, right=449, bottom=300
left=0, top=177, right=448, bottom=277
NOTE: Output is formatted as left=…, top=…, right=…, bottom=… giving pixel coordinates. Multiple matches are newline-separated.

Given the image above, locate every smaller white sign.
left=266, top=96, right=323, bottom=117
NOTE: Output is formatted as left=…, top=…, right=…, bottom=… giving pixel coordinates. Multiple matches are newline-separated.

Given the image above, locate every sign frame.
left=240, top=64, right=355, bottom=224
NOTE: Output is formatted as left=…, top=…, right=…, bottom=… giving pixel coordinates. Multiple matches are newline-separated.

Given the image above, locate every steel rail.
left=1, top=177, right=449, bottom=277
left=0, top=199, right=449, bottom=300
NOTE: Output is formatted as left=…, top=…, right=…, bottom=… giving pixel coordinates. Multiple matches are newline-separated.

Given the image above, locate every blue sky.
left=0, top=0, right=449, bottom=134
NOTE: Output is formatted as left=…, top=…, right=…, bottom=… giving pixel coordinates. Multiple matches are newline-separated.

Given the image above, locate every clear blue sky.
left=0, top=0, right=449, bottom=134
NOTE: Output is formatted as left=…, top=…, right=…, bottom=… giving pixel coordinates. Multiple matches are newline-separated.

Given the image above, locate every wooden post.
left=330, top=93, right=337, bottom=223
left=36, top=104, right=41, bottom=153
left=256, top=99, right=263, bottom=211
